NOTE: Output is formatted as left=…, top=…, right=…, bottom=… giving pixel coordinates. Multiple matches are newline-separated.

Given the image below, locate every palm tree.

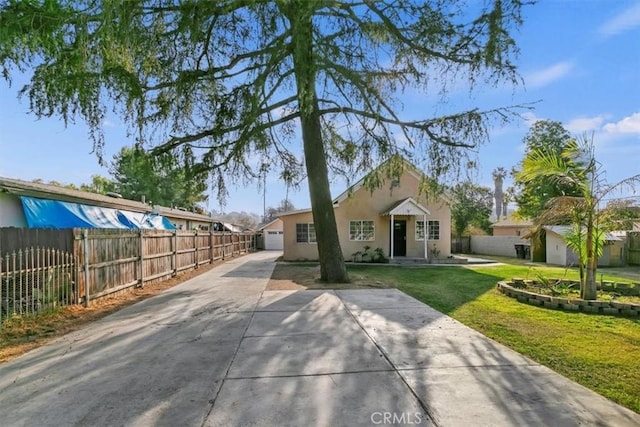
left=492, top=167, right=507, bottom=219
left=517, top=135, right=640, bottom=300
left=563, top=221, right=607, bottom=289
left=502, top=186, right=515, bottom=218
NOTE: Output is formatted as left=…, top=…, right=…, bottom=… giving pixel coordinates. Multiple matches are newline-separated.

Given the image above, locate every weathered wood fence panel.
left=143, top=231, right=174, bottom=283
left=0, top=228, right=74, bottom=258
left=78, top=229, right=140, bottom=300
left=1, top=228, right=257, bottom=327
left=628, top=232, right=640, bottom=266
left=76, top=229, right=256, bottom=302
left=451, top=237, right=471, bottom=254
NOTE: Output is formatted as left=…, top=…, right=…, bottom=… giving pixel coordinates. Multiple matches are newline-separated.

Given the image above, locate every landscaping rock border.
left=497, top=281, right=640, bottom=317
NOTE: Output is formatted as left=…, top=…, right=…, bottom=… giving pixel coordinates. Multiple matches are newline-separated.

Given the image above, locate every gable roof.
left=277, top=207, right=313, bottom=217
left=223, top=222, right=245, bottom=233
left=333, top=157, right=427, bottom=204
left=258, top=218, right=283, bottom=230
left=278, top=157, right=449, bottom=219
left=380, top=197, right=430, bottom=216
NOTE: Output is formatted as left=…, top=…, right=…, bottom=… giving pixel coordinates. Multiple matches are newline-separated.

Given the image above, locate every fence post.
left=222, top=230, right=225, bottom=260
left=232, top=233, right=236, bottom=257
left=139, top=229, right=145, bottom=288
left=194, top=230, right=198, bottom=269
left=83, top=232, right=90, bottom=307
left=209, top=231, right=213, bottom=264
left=172, top=230, right=178, bottom=276
left=0, top=252, right=3, bottom=325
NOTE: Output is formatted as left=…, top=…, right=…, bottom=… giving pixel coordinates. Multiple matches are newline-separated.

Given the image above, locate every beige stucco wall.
left=282, top=210, right=318, bottom=260
left=281, top=171, right=451, bottom=261
left=262, top=218, right=283, bottom=231
left=0, top=193, right=28, bottom=227
left=493, top=225, right=531, bottom=237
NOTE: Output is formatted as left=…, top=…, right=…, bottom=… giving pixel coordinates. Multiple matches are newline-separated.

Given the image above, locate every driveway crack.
left=335, top=291, right=441, bottom=427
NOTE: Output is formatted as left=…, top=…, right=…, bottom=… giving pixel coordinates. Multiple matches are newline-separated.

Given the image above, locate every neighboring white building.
left=0, top=192, right=28, bottom=227
left=259, top=218, right=284, bottom=250
left=0, top=176, right=215, bottom=230
left=544, top=225, right=625, bottom=267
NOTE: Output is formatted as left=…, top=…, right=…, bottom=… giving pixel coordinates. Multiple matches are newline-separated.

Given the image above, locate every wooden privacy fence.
left=628, top=232, right=640, bottom=266
left=0, top=228, right=257, bottom=326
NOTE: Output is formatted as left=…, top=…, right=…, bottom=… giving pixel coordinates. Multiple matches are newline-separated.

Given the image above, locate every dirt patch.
left=266, top=263, right=393, bottom=290
left=0, top=258, right=232, bottom=364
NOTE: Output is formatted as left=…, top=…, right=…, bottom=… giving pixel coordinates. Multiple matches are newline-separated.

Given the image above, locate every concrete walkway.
left=1, top=252, right=638, bottom=426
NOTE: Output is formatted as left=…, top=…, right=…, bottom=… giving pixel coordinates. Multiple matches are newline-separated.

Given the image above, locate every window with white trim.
left=428, top=220, right=440, bottom=240
left=416, top=220, right=440, bottom=240
left=349, top=220, right=375, bottom=241
left=415, top=220, right=425, bottom=241
left=296, top=223, right=316, bottom=243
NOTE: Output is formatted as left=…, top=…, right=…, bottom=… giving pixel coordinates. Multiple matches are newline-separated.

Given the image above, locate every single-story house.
left=279, top=158, right=451, bottom=262
left=492, top=217, right=533, bottom=237
left=259, top=218, right=284, bottom=250
left=544, top=225, right=625, bottom=267
left=153, top=205, right=216, bottom=230
left=223, top=222, right=248, bottom=233
left=0, top=176, right=215, bottom=230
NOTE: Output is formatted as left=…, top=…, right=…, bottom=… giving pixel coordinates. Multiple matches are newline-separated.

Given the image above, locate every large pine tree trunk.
left=288, top=5, right=349, bottom=283
left=299, top=105, right=349, bottom=282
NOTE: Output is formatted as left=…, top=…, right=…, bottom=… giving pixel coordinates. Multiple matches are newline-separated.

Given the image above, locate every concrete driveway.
left=0, top=251, right=638, bottom=427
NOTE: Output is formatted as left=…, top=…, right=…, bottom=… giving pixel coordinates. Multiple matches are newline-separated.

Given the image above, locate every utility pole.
left=261, top=162, right=268, bottom=223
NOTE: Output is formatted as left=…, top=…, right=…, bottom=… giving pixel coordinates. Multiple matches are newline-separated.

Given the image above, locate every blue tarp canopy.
left=20, top=196, right=176, bottom=230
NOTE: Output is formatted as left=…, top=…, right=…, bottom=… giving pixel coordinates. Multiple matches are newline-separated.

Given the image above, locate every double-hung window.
left=349, top=220, right=375, bottom=241
left=415, top=220, right=440, bottom=240
left=415, top=220, right=425, bottom=241
left=296, top=223, right=316, bottom=243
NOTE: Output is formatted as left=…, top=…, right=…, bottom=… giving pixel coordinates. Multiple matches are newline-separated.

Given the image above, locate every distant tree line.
left=35, top=145, right=209, bottom=213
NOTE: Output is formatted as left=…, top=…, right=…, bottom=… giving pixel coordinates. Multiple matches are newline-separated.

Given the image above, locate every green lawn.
left=347, top=263, right=640, bottom=413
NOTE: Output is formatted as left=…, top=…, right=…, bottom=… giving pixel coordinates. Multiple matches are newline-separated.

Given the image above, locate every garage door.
left=264, top=230, right=284, bottom=250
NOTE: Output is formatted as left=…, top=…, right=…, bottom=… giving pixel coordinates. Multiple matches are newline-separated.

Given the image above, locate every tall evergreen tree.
left=513, top=121, right=581, bottom=219
left=450, top=181, right=494, bottom=238
left=110, top=146, right=208, bottom=209
left=0, top=0, right=531, bottom=282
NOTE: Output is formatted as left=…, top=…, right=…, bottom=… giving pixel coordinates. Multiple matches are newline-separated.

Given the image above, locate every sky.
left=1, top=0, right=639, bottom=216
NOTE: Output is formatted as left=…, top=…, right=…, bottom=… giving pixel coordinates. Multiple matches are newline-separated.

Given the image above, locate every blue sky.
left=1, top=0, right=639, bottom=215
